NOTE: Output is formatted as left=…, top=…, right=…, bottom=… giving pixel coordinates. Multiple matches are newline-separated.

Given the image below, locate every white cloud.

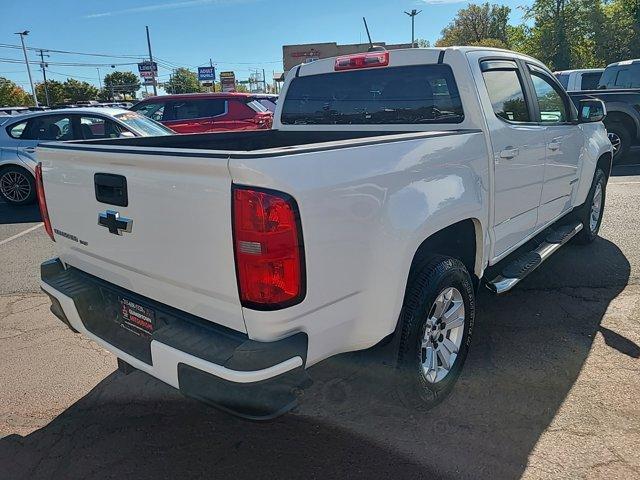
left=86, top=0, right=255, bottom=19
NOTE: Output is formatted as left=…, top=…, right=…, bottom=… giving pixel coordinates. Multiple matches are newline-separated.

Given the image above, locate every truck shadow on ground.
left=0, top=238, right=633, bottom=480
left=0, top=202, right=41, bottom=225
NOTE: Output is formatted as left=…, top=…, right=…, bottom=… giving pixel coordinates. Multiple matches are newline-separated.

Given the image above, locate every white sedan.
left=0, top=107, right=174, bottom=205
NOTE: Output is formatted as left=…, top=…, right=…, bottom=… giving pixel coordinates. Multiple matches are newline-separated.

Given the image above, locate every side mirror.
left=579, top=99, right=606, bottom=123
left=119, top=130, right=135, bottom=138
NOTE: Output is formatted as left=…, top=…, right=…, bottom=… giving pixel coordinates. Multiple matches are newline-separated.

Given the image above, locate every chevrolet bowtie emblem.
left=98, top=210, right=133, bottom=235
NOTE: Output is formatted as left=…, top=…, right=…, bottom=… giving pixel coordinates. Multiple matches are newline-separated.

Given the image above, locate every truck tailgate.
left=37, top=145, right=246, bottom=333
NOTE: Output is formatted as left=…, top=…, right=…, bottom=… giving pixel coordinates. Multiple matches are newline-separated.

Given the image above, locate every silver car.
left=0, top=107, right=174, bottom=205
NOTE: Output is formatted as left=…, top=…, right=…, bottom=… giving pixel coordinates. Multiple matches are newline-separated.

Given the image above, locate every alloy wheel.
left=590, top=181, right=603, bottom=233
left=0, top=171, right=31, bottom=203
left=608, top=132, right=621, bottom=156
left=420, top=287, right=465, bottom=383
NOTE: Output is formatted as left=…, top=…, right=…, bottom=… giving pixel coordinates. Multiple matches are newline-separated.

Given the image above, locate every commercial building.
left=282, top=41, right=413, bottom=72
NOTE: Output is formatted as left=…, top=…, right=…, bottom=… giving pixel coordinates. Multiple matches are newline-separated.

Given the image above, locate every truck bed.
left=56, top=129, right=479, bottom=157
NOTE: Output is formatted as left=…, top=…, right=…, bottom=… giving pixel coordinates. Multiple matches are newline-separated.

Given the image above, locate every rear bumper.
left=41, top=258, right=311, bottom=420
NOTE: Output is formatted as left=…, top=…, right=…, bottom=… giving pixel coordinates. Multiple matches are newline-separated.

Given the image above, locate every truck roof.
left=606, top=59, right=640, bottom=68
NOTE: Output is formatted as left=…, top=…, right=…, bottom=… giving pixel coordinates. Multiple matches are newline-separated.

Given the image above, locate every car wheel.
left=606, top=123, right=630, bottom=161
left=0, top=166, right=36, bottom=206
left=395, top=255, right=475, bottom=410
left=574, top=167, right=607, bottom=245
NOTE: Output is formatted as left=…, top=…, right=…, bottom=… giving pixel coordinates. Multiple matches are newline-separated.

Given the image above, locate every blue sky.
left=1, top=0, right=531, bottom=94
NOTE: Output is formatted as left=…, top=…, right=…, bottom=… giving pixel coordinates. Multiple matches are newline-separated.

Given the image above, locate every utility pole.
left=210, top=58, right=216, bottom=92
left=14, top=31, right=38, bottom=106
left=38, top=49, right=50, bottom=106
left=145, top=25, right=157, bottom=96
left=96, top=67, right=102, bottom=90
left=262, top=68, right=266, bottom=93
left=404, top=9, right=422, bottom=47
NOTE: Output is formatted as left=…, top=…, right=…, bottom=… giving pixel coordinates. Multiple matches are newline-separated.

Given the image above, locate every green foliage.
left=61, top=78, right=99, bottom=103
left=104, top=71, right=141, bottom=97
left=164, top=68, right=203, bottom=94
left=437, top=0, right=640, bottom=70
left=35, top=79, right=66, bottom=105
left=416, top=38, right=431, bottom=48
left=0, top=77, right=32, bottom=106
left=436, top=3, right=511, bottom=47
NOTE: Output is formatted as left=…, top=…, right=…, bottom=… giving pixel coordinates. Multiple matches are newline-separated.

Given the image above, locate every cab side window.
left=529, top=71, right=569, bottom=123
left=481, top=62, right=531, bottom=122
left=133, top=102, right=165, bottom=121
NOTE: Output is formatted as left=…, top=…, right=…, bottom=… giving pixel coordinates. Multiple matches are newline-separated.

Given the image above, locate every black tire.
left=606, top=123, right=630, bottom=162
left=395, top=255, right=475, bottom=410
left=0, top=166, right=36, bottom=206
left=574, top=167, right=606, bottom=245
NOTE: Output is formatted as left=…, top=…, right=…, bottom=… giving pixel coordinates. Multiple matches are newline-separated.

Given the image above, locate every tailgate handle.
left=94, top=173, right=128, bottom=207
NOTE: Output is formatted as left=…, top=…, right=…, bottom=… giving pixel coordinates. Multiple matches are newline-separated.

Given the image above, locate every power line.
left=0, top=43, right=146, bottom=59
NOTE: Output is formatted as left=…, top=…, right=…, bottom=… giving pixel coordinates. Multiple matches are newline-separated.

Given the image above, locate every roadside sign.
left=198, top=66, right=216, bottom=82
left=220, top=71, right=235, bottom=92
left=138, top=61, right=158, bottom=78
left=142, top=77, right=155, bottom=85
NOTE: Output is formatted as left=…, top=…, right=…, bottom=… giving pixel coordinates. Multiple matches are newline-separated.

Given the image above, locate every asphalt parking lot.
left=1, top=156, right=639, bottom=479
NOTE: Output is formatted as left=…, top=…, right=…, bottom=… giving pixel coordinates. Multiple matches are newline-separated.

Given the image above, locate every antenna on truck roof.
left=362, top=16, right=386, bottom=52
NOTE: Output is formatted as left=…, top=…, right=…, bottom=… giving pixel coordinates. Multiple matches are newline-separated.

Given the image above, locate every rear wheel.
left=395, top=256, right=475, bottom=410
left=0, top=166, right=36, bottom=206
left=574, top=167, right=606, bottom=244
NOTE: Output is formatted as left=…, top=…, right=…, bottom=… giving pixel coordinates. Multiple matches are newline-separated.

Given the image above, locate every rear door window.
left=170, top=99, right=226, bottom=120
left=21, top=115, right=73, bottom=140
left=281, top=64, right=464, bottom=125
left=580, top=72, right=602, bottom=90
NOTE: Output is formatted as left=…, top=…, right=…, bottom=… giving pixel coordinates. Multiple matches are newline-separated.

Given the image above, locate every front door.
left=478, top=58, right=547, bottom=258
left=525, top=65, right=582, bottom=227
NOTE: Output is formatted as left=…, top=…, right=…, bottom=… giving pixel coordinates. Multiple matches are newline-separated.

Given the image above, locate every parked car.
left=251, top=93, right=279, bottom=112
left=568, top=59, right=640, bottom=159
left=37, top=47, right=611, bottom=419
left=554, top=68, right=604, bottom=91
left=0, top=107, right=173, bottom=205
left=130, top=92, right=273, bottom=133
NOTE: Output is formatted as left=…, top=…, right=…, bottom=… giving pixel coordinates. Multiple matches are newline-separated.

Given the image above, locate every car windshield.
left=114, top=112, right=174, bottom=136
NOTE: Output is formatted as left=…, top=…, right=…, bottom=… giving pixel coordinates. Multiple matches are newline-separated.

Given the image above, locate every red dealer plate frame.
left=119, top=296, right=155, bottom=338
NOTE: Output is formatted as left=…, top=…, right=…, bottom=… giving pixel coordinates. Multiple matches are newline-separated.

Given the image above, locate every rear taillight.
left=334, top=51, right=389, bottom=71
left=232, top=186, right=305, bottom=309
left=35, top=163, right=55, bottom=242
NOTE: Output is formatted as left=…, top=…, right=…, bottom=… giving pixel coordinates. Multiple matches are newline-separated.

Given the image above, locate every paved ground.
left=1, top=156, right=639, bottom=479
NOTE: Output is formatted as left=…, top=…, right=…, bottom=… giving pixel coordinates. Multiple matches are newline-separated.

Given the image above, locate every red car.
left=130, top=93, right=273, bottom=133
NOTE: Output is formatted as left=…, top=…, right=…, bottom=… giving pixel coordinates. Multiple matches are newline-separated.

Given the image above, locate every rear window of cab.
left=281, top=64, right=464, bottom=125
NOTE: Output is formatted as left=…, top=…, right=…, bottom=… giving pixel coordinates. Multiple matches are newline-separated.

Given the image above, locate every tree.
left=436, top=3, right=511, bottom=48
left=0, top=77, right=32, bottom=106
left=164, top=68, right=202, bottom=94
left=62, top=78, right=99, bottom=102
left=104, top=71, right=141, bottom=99
left=35, top=79, right=66, bottom=105
left=416, top=38, right=431, bottom=48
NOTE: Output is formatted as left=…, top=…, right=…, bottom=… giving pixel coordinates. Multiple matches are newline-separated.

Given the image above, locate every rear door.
left=524, top=64, right=581, bottom=227
left=476, top=58, right=547, bottom=258
left=37, top=144, right=246, bottom=333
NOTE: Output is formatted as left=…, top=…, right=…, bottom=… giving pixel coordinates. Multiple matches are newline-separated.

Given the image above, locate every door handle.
left=548, top=142, right=561, bottom=151
left=22, top=147, right=36, bottom=154
left=499, top=147, right=519, bottom=159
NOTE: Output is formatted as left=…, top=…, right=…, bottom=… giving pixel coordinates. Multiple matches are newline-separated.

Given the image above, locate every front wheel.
left=606, top=123, right=630, bottom=161
left=574, top=167, right=606, bottom=244
left=395, top=256, right=475, bottom=410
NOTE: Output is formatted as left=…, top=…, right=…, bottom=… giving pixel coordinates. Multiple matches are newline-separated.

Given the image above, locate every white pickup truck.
left=36, top=47, right=612, bottom=419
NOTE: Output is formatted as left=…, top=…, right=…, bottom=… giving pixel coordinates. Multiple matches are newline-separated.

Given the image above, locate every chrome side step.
left=486, top=222, right=583, bottom=294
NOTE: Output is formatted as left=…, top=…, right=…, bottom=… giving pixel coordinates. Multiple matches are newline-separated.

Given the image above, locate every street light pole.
left=15, top=31, right=38, bottom=106
left=96, top=67, right=102, bottom=90
left=145, top=25, right=157, bottom=96
left=38, top=49, right=50, bottom=106
left=404, top=9, right=422, bottom=48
